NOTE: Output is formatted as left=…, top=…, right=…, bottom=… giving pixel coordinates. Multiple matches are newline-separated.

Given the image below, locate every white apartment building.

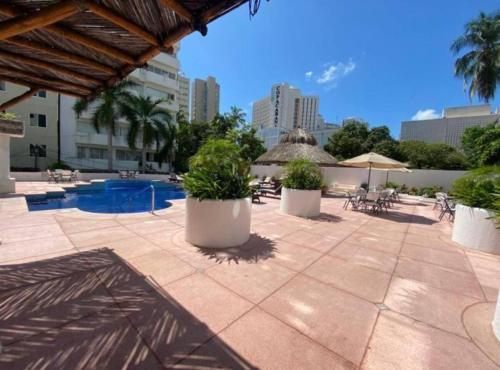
left=178, top=74, right=190, bottom=118
left=0, top=82, right=59, bottom=170
left=400, top=105, right=499, bottom=148
left=252, top=82, right=336, bottom=149
left=60, top=52, right=186, bottom=172
left=191, top=76, right=220, bottom=122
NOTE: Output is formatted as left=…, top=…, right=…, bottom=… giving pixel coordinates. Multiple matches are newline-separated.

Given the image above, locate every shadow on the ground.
left=196, top=233, right=276, bottom=265
left=368, top=211, right=436, bottom=225
left=311, top=212, right=343, bottom=223
left=0, top=249, right=257, bottom=369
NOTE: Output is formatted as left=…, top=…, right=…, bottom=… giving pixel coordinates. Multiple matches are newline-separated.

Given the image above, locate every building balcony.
left=130, top=69, right=179, bottom=91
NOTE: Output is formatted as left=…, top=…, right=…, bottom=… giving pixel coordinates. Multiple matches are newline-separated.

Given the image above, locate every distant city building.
left=191, top=76, right=220, bottom=122
left=400, top=105, right=499, bottom=148
left=178, top=74, right=190, bottom=119
left=59, top=51, right=186, bottom=172
left=252, top=82, right=337, bottom=149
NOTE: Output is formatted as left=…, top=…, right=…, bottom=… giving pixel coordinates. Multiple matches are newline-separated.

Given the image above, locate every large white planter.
left=280, top=187, right=321, bottom=217
left=452, top=204, right=500, bottom=255
left=185, top=197, right=251, bottom=248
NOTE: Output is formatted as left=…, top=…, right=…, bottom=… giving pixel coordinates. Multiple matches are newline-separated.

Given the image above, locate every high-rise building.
left=400, top=105, right=499, bottom=148
left=252, top=83, right=336, bottom=149
left=178, top=74, right=190, bottom=119
left=59, top=51, right=186, bottom=172
left=0, top=82, right=59, bottom=170
left=191, top=76, right=220, bottom=122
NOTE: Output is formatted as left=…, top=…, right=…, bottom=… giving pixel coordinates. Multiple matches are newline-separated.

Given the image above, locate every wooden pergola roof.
left=0, top=0, right=257, bottom=110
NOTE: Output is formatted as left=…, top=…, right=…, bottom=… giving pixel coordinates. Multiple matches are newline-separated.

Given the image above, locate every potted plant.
left=183, top=139, right=252, bottom=248
left=451, top=166, right=499, bottom=254
left=280, top=158, right=323, bottom=217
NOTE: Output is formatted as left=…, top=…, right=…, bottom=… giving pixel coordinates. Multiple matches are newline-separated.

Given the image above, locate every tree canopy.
left=461, top=123, right=500, bottom=167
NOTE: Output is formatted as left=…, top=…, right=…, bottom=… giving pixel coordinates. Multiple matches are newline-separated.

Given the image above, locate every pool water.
left=26, top=180, right=185, bottom=213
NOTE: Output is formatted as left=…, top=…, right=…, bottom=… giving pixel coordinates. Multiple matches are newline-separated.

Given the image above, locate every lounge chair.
left=130, top=171, right=139, bottom=179
left=251, top=189, right=261, bottom=203
left=169, top=172, right=182, bottom=183
left=260, top=184, right=282, bottom=197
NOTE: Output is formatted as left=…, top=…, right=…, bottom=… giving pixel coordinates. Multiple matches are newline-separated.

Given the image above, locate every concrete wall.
left=250, top=165, right=467, bottom=191
left=11, top=172, right=173, bottom=182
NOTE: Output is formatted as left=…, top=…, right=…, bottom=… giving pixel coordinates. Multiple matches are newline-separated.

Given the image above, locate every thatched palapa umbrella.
left=254, top=129, right=337, bottom=166
left=338, top=152, right=408, bottom=189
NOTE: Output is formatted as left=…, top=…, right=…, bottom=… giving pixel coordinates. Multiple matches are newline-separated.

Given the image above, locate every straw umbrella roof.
left=254, top=128, right=338, bottom=166
left=338, top=152, right=407, bottom=169
left=0, top=0, right=260, bottom=109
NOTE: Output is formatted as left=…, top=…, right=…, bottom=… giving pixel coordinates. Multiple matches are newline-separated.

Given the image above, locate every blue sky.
left=178, top=0, right=499, bottom=138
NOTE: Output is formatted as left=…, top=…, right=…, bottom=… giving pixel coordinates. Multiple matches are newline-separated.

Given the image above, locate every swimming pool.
left=26, top=180, right=185, bottom=213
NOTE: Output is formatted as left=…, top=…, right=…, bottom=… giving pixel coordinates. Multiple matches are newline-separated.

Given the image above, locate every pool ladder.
left=121, top=185, right=155, bottom=213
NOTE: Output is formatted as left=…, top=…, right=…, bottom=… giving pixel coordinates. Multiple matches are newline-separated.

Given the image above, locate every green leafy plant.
left=47, top=161, right=72, bottom=170
left=451, top=166, right=500, bottom=210
left=183, top=139, right=251, bottom=200
left=417, top=185, right=443, bottom=198
left=282, top=159, right=323, bottom=190
left=386, top=181, right=400, bottom=189
left=0, top=112, right=17, bottom=120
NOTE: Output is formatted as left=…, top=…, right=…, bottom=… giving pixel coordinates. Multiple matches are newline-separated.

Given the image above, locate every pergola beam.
left=83, top=0, right=159, bottom=46
left=4, top=37, right=115, bottom=75
left=159, top=0, right=194, bottom=22
left=0, top=49, right=101, bottom=86
left=0, top=65, right=93, bottom=95
left=0, top=74, right=85, bottom=98
left=0, top=87, right=39, bottom=111
left=0, top=3, right=136, bottom=65
left=0, top=0, right=80, bottom=41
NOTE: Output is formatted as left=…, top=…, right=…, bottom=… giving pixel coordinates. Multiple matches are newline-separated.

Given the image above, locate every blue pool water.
left=26, top=180, right=185, bottom=213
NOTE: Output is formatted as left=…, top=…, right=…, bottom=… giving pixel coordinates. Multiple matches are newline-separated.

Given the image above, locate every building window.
left=77, top=146, right=87, bottom=159
left=0, top=80, right=5, bottom=91
left=34, top=90, right=47, bottom=98
left=30, top=113, right=47, bottom=127
left=116, top=150, right=139, bottom=161
left=29, top=144, right=47, bottom=157
left=89, top=147, right=107, bottom=160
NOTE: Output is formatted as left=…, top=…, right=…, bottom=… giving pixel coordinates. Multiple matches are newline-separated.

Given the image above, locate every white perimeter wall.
left=11, top=172, right=173, bottom=182
left=250, top=165, right=467, bottom=191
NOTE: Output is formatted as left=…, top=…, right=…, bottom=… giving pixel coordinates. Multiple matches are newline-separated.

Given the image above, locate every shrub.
left=282, top=159, right=323, bottom=190
left=360, top=182, right=368, bottom=190
left=47, top=161, right=72, bottom=170
left=183, top=139, right=251, bottom=200
left=451, top=166, right=500, bottom=210
left=417, top=185, right=443, bottom=198
left=386, top=181, right=400, bottom=189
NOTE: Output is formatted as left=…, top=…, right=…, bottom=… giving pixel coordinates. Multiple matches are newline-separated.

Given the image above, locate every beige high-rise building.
left=0, top=82, right=59, bottom=170
left=191, top=76, right=220, bottom=122
left=178, top=74, right=190, bottom=119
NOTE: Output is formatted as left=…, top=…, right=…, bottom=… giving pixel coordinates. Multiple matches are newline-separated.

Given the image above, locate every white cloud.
left=411, top=109, right=440, bottom=120
left=315, top=59, right=356, bottom=86
left=305, top=71, right=313, bottom=80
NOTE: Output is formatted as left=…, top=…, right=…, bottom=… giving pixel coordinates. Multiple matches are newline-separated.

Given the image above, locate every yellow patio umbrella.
left=338, top=152, right=408, bottom=189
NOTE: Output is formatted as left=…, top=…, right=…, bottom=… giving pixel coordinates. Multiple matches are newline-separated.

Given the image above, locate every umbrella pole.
left=367, top=163, right=372, bottom=190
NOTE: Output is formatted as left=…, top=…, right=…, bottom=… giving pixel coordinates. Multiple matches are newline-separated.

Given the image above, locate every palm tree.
left=450, top=11, right=500, bottom=102
left=73, top=80, right=137, bottom=171
left=120, top=95, right=175, bottom=172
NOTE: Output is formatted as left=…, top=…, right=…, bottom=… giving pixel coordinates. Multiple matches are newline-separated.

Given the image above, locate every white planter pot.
left=452, top=204, right=500, bottom=255
left=185, top=197, right=251, bottom=248
left=280, top=187, right=321, bottom=217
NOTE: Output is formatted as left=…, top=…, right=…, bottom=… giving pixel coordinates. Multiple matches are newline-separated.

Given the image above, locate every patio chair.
left=259, top=176, right=273, bottom=188
left=362, top=192, right=384, bottom=213
left=70, top=170, right=80, bottom=183
left=119, top=170, right=129, bottom=179
left=439, top=197, right=456, bottom=221
left=129, top=171, right=139, bottom=179
left=344, top=192, right=363, bottom=210
left=434, top=192, right=446, bottom=210
left=47, top=170, right=57, bottom=183
left=251, top=189, right=261, bottom=203
left=60, top=170, right=72, bottom=182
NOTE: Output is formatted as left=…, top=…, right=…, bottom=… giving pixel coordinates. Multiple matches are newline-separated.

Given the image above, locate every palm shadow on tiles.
left=195, top=233, right=277, bottom=265
left=0, top=248, right=256, bottom=369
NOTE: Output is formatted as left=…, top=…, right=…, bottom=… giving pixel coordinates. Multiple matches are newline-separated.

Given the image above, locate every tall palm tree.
left=73, top=80, right=137, bottom=171
left=450, top=11, right=500, bottom=102
left=120, top=95, right=175, bottom=172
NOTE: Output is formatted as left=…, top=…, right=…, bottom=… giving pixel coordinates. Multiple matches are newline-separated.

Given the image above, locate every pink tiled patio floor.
left=0, top=189, right=499, bottom=369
